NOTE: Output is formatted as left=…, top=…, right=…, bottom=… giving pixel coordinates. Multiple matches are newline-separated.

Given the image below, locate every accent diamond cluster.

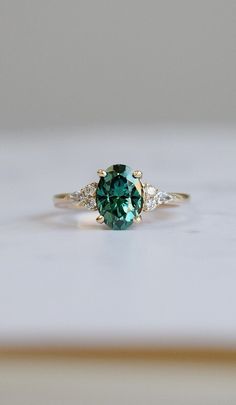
left=143, top=183, right=173, bottom=211
left=70, top=182, right=98, bottom=210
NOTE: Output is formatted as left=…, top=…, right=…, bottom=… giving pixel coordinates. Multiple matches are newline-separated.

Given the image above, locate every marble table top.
left=0, top=126, right=235, bottom=348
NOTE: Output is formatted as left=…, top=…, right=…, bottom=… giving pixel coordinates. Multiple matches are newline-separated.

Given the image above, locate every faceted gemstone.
left=96, top=164, right=143, bottom=230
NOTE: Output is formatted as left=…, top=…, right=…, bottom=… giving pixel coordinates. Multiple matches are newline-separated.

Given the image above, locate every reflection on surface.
left=30, top=206, right=181, bottom=232
left=31, top=211, right=106, bottom=231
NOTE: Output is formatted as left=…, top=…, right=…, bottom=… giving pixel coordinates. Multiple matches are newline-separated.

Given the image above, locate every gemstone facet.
left=96, top=164, right=143, bottom=230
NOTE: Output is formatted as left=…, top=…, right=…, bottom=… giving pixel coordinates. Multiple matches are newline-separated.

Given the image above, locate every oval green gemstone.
left=96, top=164, right=143, bottom=230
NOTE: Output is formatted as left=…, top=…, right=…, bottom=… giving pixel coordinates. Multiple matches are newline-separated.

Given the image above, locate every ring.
left=53, top=164, right=190, bottom=230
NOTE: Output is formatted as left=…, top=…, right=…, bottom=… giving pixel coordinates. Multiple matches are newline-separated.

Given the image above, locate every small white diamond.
left=89, top=183, right=97, bottom=195
left=145, top=185, right=157, bottom=197
left=85, top=198, right=97, bottom=210
left=145, top=198, right=157, bottom=211
left=143, top=183, right=174, bottom=210
left=84, top=183, right=97, bottom=196
left=84, top=186, right=91, bottom=196
left=157, top=191, right=173, bottom=205
left=143, top=183, right=159, bottom=211
left=70, top=191, right=83, bottom=202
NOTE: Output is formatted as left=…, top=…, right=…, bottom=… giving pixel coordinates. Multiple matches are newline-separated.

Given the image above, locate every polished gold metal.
left=133, top=170, right=143, bottom=179
left=96, top=215, right=105, bottom=224
left=134, top=215, right=142, bottom=224
left=168, top=193, right=189, bottom=201
left=97, top=169, right=107, bottom=177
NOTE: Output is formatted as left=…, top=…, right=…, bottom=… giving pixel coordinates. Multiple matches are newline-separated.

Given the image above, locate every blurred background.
left=0, top=0, right=235, bottom=129
left=0, top=1, right=236, bottom=404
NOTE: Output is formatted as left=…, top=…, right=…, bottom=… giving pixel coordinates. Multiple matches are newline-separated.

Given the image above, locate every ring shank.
left=169, top=193, right=190, bottom=201
left=53, top=193, right=77, bottom=209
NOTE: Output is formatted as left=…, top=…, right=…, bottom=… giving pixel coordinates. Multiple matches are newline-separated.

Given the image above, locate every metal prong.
left=134, top=215, right=142, bottom=224
left=97, top=169, right=107, bottom=177
left=96, top=215, right=105, bottom=224
left=133, top=170, right=143, bottom=179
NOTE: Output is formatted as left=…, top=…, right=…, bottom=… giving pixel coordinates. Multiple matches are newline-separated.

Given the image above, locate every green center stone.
left=96, top=164, right=143, bottom=230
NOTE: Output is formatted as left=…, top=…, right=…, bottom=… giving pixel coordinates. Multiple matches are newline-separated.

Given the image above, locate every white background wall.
left=0, top=0, right=235, bottom=130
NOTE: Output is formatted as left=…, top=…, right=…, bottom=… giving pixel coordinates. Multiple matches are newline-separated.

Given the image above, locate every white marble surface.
left=0, top=127, right=235, bottom=347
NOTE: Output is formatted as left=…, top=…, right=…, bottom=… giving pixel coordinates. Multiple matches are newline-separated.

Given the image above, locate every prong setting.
left=97, top=169, right=107, bottom=177
left=133, top=170, right=143, bottom=179
left=134, top=215, right=142, bottom=224
left=96, top=215, right=105, bottom=224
